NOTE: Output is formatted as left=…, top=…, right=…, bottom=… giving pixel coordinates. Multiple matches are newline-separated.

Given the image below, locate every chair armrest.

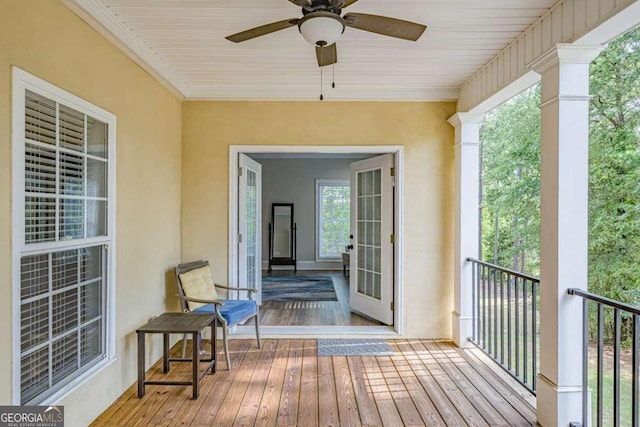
left=175, top=294, right=225, bottom=306
left=214, top=284, right=257, bottom=294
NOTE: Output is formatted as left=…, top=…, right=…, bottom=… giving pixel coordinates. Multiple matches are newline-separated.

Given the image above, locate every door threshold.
left=233, top=325, right=398, bottom=339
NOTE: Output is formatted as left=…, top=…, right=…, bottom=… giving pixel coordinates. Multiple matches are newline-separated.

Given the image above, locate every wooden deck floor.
left=92, top=339, right=536, bottom=426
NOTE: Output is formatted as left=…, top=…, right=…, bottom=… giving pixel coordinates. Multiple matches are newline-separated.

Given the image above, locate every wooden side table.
left=342, top=252, right=350, bottom=275
left=137, top=312, right=216, bottom=399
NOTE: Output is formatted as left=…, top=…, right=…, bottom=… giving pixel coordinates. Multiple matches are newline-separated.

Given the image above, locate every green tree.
left=480, top=85, right=541, bottom=275
left=588, top=26, right=640, bottom=305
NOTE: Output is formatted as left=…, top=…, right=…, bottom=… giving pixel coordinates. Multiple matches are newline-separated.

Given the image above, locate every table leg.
left=137, top=332, right=145, bottom=398
left=163, top=333, right=170, bottom=373
left=192, top=332, right=199, bottom=399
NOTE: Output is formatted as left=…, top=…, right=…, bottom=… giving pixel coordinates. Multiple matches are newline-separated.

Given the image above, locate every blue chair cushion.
left=193, top=299, right=257, bottom=325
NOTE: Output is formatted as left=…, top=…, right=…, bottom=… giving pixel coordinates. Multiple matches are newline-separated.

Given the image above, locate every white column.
left=529, top=44, right=602, bottom=427
left=448, top=112, right=484, bottom=348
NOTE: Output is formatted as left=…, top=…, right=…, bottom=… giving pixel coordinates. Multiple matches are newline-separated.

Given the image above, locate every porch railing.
left=467, top=258, right=540, bottom=394
left=568, top=288, right=640, bottom=427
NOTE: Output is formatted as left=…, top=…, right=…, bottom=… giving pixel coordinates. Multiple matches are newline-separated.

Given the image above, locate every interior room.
left=249, top=154, right=384, bottom=327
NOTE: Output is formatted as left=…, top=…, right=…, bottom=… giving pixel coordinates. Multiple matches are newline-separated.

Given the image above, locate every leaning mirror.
left=268, top=203, right=297, bottom=272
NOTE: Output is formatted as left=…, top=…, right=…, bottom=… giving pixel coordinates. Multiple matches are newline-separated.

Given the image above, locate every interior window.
left=316, top=179, right=350, bottom=260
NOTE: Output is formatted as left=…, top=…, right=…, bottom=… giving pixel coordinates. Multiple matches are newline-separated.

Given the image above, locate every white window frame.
left=11, top=67, right=117, bottom=405
left=315, top=179, right=350, bottom=261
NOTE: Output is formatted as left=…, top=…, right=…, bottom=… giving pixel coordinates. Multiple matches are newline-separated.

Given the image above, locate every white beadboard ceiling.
left=65, top=0, right=558, bottom=101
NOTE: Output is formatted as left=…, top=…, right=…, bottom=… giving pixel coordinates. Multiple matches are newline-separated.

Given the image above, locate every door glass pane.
left=374, top=169, right=381, bottom=195
left=356, top=168, right=383, bottom=300
left=246, top=169, right=256, bottom=291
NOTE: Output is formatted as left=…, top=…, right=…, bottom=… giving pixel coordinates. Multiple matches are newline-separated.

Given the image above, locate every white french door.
left=349, top=154, right=394, bottom=325
left=238, top=154, right=262, bottom=303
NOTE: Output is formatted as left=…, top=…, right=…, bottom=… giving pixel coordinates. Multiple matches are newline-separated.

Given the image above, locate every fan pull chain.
left=320, top=55, right=324, bottom=101
left=332, top=64, right=335, bottom=88
left=332, top=46, right=336, bottom=88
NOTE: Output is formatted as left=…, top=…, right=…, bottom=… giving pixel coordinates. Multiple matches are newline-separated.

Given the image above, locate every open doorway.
left=228, top=146, right=404, bottom=335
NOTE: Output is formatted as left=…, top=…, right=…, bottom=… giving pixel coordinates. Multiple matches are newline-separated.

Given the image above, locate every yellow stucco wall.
left=0, top=1, right=182, bottom=425
left=0, top=1, right=457, bottom=422
left=182, top=101, right=456, bottom=338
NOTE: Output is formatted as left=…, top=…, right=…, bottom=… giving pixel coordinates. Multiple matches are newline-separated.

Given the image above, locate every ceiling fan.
left=225, top=0, right=427, bottom=67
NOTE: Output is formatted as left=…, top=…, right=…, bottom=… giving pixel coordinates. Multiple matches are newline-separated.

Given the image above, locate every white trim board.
left=229, top=145, right=404, bottom=335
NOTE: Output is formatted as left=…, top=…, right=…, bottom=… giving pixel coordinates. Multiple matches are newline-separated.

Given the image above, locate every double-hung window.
left=316, top=179, right=350, bottom=260
left=12, top=68, right=116, bottom=405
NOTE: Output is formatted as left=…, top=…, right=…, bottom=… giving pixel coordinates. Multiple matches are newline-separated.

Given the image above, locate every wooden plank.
left=333, top=356, right=362, bottom=427
left=456, top=347, right=537, bottom=420
left=407, top=340, right=476, bottom=426
left=297, top=340, right=319, bottom=426
left=432, top=341, right=532, bottom=426
left=388, top=341, right=447, bottom=426
left=254, top=339, right=292, bottom=427
left=105, top=351, right=185, bottom=426
left=160, top=339, right=250, bottom=426
left=189, top=340, right=254, bottom=426
left=135, top=356, right=192, bottom=426
left=276, top=340, right=304, bottom=426
left=347, top=356, right=383, bottom=426
left=146, top=340, right=206, bottom=425
left=318, top=355, right=340, bottom=427
left=209, top=339, right=263, bottom=426
left=91, top=382, right=137, bottom=425
left=92, top=339, right=538, bottom=426
left=231, top=339, right=279, bottom=426
left=372, top=356, right=421, bottom=425
left=422, top=341, right=494, bottom=427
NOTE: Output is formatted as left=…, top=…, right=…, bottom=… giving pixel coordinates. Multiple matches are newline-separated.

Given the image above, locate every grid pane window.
left=356, top=169, right=382, bottom=300
left=19, top=247, right=105, bottom=404
left=17, top=84, right=112, bottom=405
left=317, top=180, right=350, bottom=259
left=24, top=90, right=109, bottom=244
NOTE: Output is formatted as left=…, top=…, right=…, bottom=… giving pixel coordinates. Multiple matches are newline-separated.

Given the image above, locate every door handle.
left=347, top=244, right=353, bottom=250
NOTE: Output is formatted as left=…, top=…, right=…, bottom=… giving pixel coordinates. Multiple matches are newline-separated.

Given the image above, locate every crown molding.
left=62, top=0, right=188, bottom=99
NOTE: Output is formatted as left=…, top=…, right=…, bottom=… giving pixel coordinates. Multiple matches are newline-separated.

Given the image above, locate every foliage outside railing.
left=568, top=288, right=640, bottom=427
left=467, top=258, right=540, bottom=395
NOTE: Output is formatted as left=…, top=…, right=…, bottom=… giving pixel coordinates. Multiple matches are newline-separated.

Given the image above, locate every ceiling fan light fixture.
left=298, top=12, right=345, bottom=47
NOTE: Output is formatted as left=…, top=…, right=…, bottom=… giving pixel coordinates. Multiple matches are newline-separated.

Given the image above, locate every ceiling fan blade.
left=226, top=18, right=299, bottom=43
left=316, top=43, right=338, bottom=67
left=328, top=0, right=358, bottom=7
left=288, top=0, right=312, bottom=6
left=344, top=13, right=426, bottom=41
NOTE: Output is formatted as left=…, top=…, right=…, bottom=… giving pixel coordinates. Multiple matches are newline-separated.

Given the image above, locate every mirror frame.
left=271, top=203, right=294, bottom=260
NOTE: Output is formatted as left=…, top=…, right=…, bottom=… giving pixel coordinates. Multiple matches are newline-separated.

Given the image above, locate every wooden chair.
left=174, top=260, right=261, bottom=369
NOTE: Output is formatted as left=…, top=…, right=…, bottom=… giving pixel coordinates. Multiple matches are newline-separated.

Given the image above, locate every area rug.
left=261, top=275, right=337, bottom=301
left=317, top=338, right=394, bottom=356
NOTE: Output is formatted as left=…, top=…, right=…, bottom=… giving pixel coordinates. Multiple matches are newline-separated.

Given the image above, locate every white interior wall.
left=257, top=157, right=353, bottom=269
